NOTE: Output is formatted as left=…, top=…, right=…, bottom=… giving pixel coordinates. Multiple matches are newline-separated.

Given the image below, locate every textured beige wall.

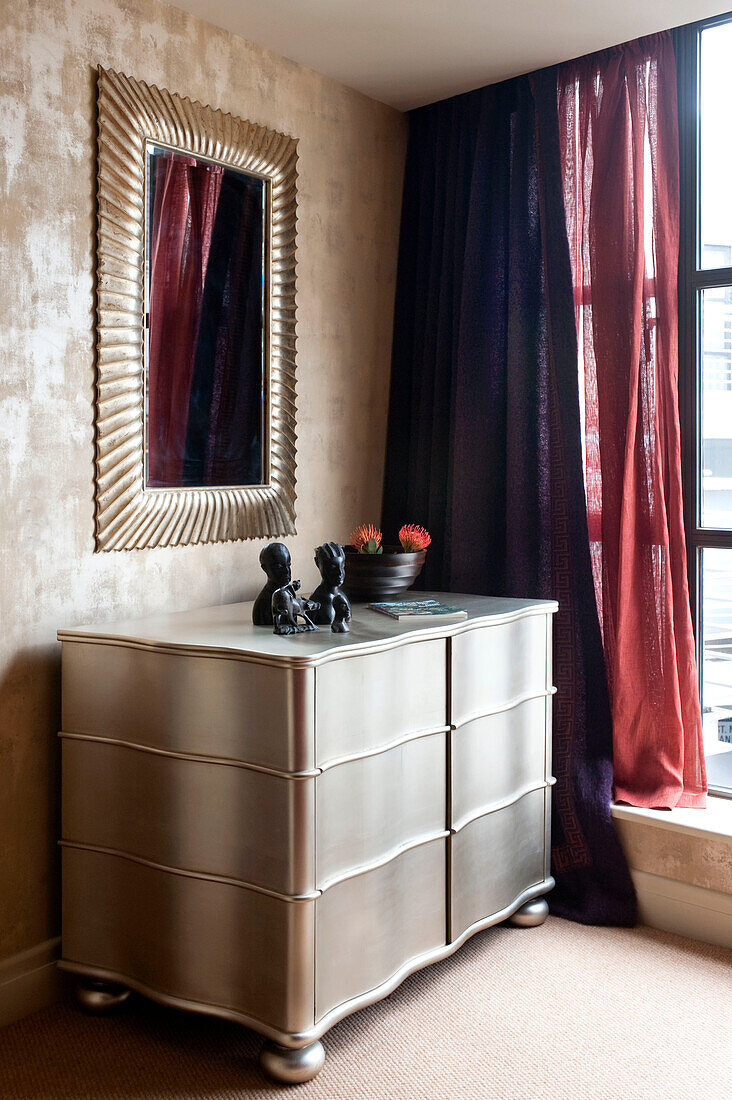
left=615, top=819, right=732, bottom=895
left=0, top=0, right=406, bottom=960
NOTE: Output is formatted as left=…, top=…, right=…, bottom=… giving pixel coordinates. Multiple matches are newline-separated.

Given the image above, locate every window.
left=677, top=13, right=732, bottom=796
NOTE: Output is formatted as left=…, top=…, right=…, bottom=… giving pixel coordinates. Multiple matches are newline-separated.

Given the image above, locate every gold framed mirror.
left=94, top=67, right=297, bottom=550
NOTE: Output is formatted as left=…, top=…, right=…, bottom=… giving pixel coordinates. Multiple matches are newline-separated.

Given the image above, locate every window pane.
left=700, top=21, right=732, bottom=269
left=701, top=550, right=732, bottom=796
left=700, top=287, right=732, bottom=527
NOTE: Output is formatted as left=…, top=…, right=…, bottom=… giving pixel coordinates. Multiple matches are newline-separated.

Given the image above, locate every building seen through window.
left=683, top=16, right=732, bottom=790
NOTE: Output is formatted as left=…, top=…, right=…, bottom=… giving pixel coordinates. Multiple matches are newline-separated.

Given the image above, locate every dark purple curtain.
left=183, top=171, right=265, bottom=487
left=383, top=70, right=637, bottom=925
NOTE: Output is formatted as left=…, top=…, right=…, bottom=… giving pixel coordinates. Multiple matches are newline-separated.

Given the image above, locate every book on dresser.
left=368, top=599, right=468, bottom=621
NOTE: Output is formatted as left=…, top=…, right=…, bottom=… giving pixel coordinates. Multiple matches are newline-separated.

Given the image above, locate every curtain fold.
left=147, top=156, right=223, bottom=488
left=558, top=34, right=706, bottom=809
left=383, top=71, right=637, bottom=924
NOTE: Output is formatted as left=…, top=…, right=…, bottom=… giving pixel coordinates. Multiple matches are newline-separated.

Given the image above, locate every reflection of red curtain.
left=558, top=33, right=706, bottom=808
left=147, top=156, right=223, bottom=487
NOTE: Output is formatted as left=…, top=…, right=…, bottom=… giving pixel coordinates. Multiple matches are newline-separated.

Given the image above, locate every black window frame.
left=675, top=11, right=732, bottom=796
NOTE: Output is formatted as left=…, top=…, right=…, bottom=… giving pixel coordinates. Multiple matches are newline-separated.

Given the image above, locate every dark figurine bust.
left=252, top=543, right=293, bottom=626
left=271, top=581, right=319, bottom=635
left=310, top=542, right=351, bottom=633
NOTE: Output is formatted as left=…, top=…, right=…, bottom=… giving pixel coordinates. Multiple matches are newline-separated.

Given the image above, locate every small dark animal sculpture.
left=310, top=542, right=352, bottom=633
left=253, top=543, right=294, bottom=626
left=272, top=581, right=319, bottom=636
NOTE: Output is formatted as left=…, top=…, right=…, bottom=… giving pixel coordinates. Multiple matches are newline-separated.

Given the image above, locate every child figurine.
left=310, top=542, right=352, bottom=633
left=252, top=543, right=295, bottom=626
left=271, top=581, right=319, bottom=635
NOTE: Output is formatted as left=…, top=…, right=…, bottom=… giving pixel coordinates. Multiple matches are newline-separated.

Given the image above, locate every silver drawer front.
left=62, top=733, right=447, bottom=897
left=450, top=614, right=549, bottom=726
left=316, top=640, right=446, bottom=765
left=62, top=641, right=315, bottom=773
left=450, top=787, right=547, bottom=941
left=316, top=731, right=446, bottom=889
left=315, top=837, right=446, bottom=1021
left=62, top=738, right=316, bottom=896
left=451, top=696, right=550, bottom=828
left=61, top=847, right=316, bottom=1034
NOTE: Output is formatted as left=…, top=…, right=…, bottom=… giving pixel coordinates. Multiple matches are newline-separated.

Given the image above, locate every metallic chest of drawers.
left=58, top=592, right=557, bottom=1082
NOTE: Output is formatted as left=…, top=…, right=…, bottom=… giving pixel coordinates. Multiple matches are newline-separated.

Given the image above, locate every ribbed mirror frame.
left=94, top=67, right=298, bottom=550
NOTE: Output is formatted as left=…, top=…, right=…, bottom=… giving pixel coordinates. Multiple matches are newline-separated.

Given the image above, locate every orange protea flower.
left=399, top=524, right=431, bottom=552
left=349, top=523, right=383, bottom=554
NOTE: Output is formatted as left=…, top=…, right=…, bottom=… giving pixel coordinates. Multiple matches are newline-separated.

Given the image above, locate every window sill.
left=612, top=795, right=732, bottom=843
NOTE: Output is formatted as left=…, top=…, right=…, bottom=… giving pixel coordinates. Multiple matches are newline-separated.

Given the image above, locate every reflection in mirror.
left=145, top=143, right=267, bottom=489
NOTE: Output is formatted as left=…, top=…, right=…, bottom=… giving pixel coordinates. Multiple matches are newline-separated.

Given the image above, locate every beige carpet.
left=0, top=918, right=729, bottom=1100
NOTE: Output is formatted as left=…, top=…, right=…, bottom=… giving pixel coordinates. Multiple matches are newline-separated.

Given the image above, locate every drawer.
left=451, top=696, right=550, bottom=829
left=450, top=787, right=547, bottom=941
left=61, top=846, right=316, bottom=1035
left=315, top=640, right=446, bottom=765
left=63, top=732, right=447, bottom=898
left=61, top=641, right=315, bottom=773
left=450, top=613, right=550, bottom=726
left=62, top=737, right=316, bottom=896
left=316, top=730, right=446, bottom=889
left=315, top=836, right=446, bottom=1021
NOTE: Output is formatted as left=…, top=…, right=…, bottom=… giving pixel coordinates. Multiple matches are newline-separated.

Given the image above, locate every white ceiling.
left=171, top=0, right=731, bottom=110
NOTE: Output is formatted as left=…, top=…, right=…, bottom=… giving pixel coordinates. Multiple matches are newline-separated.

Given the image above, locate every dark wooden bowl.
left=343, top=546, right=427, bottom=600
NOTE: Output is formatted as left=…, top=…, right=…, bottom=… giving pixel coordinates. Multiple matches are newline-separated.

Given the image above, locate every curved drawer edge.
left=62, top=723, right=451, bottom=779
left=451, top=687, right=557, bottom=730
left=318, top=725, right=450, bottom=772
left=317, top=829, right=449, bottom=892
left=59, top=731, right=322, bottom=780
left=451, top=778, right=557, bottom=834
left=57, top=959, right=306, bottom=1047
left=59, top=840, right=321, bottom=903
left=60, top=831, right=452, bottom=900
left=59, top=876, right=555, bottom=1050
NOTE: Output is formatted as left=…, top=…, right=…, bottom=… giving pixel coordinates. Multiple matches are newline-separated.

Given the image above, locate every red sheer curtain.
left=558, top=33, right=706, bottom=808
left=147, top=155, right=223, bottom=487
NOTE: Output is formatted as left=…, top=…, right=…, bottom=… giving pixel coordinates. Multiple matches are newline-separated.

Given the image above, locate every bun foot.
left=507, top=897, right=549, bottom=927
left=75, top=978, right=131, bottom=1014
left=260, top=1039, right=325, bottom=1084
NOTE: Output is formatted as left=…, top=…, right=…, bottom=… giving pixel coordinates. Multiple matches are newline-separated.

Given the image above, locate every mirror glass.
left=144, top=142, right=267, bottom=489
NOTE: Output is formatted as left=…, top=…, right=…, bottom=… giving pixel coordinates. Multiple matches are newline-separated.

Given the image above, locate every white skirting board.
left=0, top=937, right=63, bottom=1028
left=631, top=870, right=732, bottom=950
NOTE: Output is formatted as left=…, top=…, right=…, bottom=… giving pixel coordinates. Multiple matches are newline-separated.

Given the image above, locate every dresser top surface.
left=58, top=592, right=557, bottom=666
